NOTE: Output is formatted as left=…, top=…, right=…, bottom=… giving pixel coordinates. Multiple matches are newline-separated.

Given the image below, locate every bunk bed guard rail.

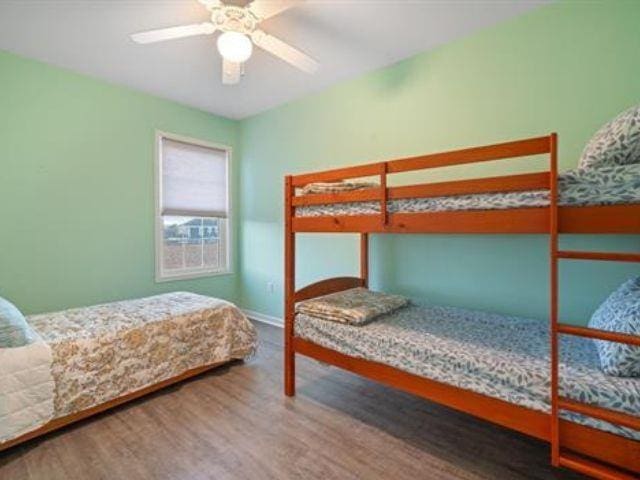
left=289, top=135, right=555, bottom=234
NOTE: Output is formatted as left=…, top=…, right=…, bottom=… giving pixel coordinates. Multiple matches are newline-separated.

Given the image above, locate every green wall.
left=0, top=50, right=240, bottom=314
left=239, top=1, right=640, bottom=323
left=2, top=2, right=640, bottom=323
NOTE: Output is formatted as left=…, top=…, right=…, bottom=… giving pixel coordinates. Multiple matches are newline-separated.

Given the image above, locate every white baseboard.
left=242, top=309, right=283, bottom=328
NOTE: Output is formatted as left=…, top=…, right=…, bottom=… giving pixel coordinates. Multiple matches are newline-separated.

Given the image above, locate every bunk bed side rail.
left=387, top=135, right=551, bottom=173
left=291, top=163, right=383, bottom=187
left=290, top=135, right=552, bottom=187
left=292, top=172, right=551, bottom=207
left=289, top=135, right=554, bottom=233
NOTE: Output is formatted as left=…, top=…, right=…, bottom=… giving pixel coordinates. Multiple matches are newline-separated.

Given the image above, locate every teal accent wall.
left=0, top=50, right=240, bottom=314
left=239, top=1, right=640, bottom=323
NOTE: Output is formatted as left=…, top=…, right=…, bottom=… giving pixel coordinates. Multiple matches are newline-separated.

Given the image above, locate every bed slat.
left=292, top=163, right=383, bottom=187
left=389, top=172, right=550, bottom=200
left=558, top=324, right=640, bottom=347
left=558, top=397, right=640, bottom=431
left=292, top=188, right=381, bottom=206
left=557, top=250, right=640, bottom=263
left=386, top=136, right=551, bottom=173
left=558, top=452, right=638, bottom=480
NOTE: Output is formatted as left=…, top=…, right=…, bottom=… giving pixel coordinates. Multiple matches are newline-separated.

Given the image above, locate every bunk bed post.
left=548, top=133, right=560, bottom=466
left=380, top=163, right=388, bottom=226
left=284, top=175, right=296, bottom=396
left=360, top=233, right=369, bottom=287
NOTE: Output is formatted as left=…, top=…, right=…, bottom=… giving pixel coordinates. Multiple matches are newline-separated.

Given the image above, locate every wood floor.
left=0, top=322, right=584, bottom=480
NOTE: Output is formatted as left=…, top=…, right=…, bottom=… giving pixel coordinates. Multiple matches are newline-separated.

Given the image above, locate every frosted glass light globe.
left=217, top=32, right=253, bottom=63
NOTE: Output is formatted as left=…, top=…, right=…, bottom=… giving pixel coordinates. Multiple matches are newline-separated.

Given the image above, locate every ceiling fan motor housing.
left=200, top=1, right=258, bottom=36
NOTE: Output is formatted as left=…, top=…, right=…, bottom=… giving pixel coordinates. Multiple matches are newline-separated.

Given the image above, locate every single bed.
left=295, top=303, right=640, bottom=441
left=1, top=292, right=257, bottom=448
left=295, top=163, right=640, bottom=217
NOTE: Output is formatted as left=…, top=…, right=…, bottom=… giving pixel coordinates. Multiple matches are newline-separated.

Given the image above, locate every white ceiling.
left=0, top=0, right=547, bottom=119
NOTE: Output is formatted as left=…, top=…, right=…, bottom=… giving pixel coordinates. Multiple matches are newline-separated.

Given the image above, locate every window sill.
left=155, top=269, right=234, bottom=283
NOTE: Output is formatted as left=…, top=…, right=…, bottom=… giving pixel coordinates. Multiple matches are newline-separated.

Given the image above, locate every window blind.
left=160, top=138, right=228, bottom=218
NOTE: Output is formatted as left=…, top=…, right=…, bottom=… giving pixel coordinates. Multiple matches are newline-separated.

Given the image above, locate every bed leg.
left=285, top=343, right=296, bottom=396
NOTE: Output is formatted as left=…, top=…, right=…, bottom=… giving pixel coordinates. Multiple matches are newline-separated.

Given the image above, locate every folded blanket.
left=296, top=287, right=409, bottom=325
left=300, top=180, right=379, bottom=195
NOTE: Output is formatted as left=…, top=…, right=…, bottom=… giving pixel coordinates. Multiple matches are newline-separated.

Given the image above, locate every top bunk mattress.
left=26, top=292, right=257, bottom=419
left=295, top=303, right=640, bottom=440
left=296, top=164, right=640, bottom=217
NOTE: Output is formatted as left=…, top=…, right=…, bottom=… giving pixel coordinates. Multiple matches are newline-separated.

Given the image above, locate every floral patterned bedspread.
left=27, top=292, right=257, bottom=418
left=295, top=303, right=640, bottom=440
left=296, top=163, right=640, bottom=217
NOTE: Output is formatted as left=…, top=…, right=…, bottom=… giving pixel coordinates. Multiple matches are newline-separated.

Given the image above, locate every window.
left=156, top=132, right=231, bottom=281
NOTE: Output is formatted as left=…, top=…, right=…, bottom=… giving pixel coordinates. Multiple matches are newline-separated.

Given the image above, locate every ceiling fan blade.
left=251, top=30, right=318, bottom=74
left=249, top=0, right=300, bottom=20
left=222, top=59, right=242, bottom=85
left=131, top=23, right=216, bottom=44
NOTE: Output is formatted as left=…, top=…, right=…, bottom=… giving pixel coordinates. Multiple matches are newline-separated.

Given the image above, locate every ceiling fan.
left=131, top=0, right=318, bottom=85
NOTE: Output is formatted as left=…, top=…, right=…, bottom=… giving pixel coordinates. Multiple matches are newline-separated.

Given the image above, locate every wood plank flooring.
left=0, top=322, right=584, bottom=480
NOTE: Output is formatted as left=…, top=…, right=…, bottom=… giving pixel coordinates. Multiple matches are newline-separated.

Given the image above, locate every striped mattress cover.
left=295, top=303, right=640, bottom=440
left=295, top=164, right=640, bottom=217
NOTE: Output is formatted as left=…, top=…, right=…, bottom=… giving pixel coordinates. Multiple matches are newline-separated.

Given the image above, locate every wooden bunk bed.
left=283, top=134, right=640, bottom=480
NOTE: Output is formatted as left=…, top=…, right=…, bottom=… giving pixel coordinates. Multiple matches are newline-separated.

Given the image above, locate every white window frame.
left=155, top=130, right=233, bottom=282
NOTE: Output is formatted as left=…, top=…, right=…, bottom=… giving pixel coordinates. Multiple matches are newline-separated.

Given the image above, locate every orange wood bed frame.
left=284, top=134, right=640, bottom=480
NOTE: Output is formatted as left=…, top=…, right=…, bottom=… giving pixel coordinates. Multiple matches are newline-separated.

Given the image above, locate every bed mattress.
left=295, top=304, right=640, bottom=440
left=26, top=292, right=257, bottom=419
left=296, top=164, right=640, bottom=217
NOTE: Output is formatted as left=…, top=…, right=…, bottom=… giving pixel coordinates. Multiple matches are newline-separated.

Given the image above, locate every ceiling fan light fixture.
left=217, top=31, right=253, bottom=63
left=131, top=1, right=319, bottom=84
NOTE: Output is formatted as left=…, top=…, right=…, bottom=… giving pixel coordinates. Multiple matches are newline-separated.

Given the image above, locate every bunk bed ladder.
left=550, top=155, right=640, bottom=480
left=551, top=248, right=640, bottom=479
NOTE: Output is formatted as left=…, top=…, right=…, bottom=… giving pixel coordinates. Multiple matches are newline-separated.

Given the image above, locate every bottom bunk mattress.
left=295, top=304, right=640, bottom=440
left=25, top=292, right=257, bottom=421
